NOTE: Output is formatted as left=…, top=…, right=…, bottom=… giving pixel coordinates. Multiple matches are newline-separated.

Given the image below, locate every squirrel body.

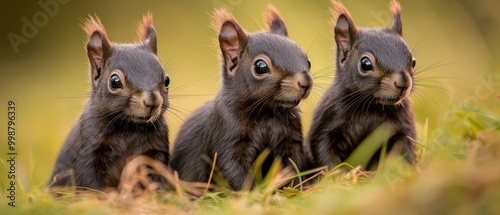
left=307, top=1, right=416, bottom=169
left=48, top=14, right=170, bottom=189
left=170, top=6, right=312, bottom=190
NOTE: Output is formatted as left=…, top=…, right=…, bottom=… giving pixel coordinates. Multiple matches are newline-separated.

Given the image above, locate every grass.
left=1, top=103, right=500, bottom=215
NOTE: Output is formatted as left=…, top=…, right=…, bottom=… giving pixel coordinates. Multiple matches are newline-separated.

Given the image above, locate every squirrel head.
left=82, top=13, right=169, bottom=124
left=333, top=0, right=415, bottom=106
left=213, top=5, right=313, bottom=109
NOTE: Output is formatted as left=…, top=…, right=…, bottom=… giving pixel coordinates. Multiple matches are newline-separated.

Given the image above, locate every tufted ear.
left=332, top=1, right=358, bottom=65
left=137, top=12, right=157, bottom=55
left=83, top=15, right=112, bottom=86
left=265, top=4, right=288, bottom=37
left=213, top=9, right=248, bottom=74
left=391, top=0, right=403, bottom=36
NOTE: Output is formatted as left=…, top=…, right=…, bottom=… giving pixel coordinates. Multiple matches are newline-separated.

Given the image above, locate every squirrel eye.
left=360, top=57, right=373, bottom=72
left=254, top=60, right=270, bottom=75
left=109, top=74, right=123, bottom=89
left=164, top=75, right=170, bottom=88
left=307, top=60, right=311, bottom=69
left=412, top=57, right=416, bottom=68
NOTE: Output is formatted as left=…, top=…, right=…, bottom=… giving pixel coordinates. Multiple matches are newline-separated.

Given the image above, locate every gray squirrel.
left=170, top=6, right=313, bottom=190
left=307, top=0, right=417, bottom=170
left=48, top=13, right=170, bottom=189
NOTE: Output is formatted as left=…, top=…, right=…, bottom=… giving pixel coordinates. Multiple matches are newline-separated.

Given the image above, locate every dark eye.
left=307, top=60, right=311, bottom=69
left=110, top=74, right=123, bottom=89
left=254, top=60, right=270, bottom=75
left=164, top=75, right=170, bottom=88
left=412, top=57, right=416, bottom=68
left=360, top=57, right=373, bottom=72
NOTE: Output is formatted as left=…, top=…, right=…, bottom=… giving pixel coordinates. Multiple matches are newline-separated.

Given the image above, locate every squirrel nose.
left=394, top=72, right=406, bottom=87
left=143, top=100, right=158, bottom=110
left=143, top=91, right=162, bottom=112
left=298, top=81, right=310, bottom=91
left=297, top=71, right=312, bottom=91
left=394, top=81, right=406, bottom=90
left=393, top=72, right=409, bottom=94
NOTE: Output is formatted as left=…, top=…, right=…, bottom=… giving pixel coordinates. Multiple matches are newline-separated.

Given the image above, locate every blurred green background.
left=0, top=0, right=499, bottom=190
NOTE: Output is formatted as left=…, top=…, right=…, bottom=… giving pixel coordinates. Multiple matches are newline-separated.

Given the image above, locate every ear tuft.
left=391, top=0, right=403, bottom=36
left=137, top=12, right=157, bottom=54
left=265, top=4, right=288, bottom=37
left=82, top=15, right=107, bottom=39
left=137, top=11, right=153, bottom=41
left=390, top=0, right=401, bottom=16
left=331, top=0, right=354, bottom=26
left=211, top=8, right=238, bottom=34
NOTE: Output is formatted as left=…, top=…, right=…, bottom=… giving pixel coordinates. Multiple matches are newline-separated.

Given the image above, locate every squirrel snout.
left=394, top=74, right=406, bottom=88
left=393, top=72, right=411, bottom=92
left=394, top=80, right=406, bottom=90
left=142, top=91, right=163, bottom=113
left=297, top=71, right=312, bottom=89
left=296, top=71, right=313, bottom=98
left=127, top=90, right=164, bottom=123
left=298, top=80, right=311, bottom=91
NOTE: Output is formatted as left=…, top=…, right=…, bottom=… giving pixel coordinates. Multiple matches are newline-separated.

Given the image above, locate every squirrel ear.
left=138, top=12, right=157, bottom=55
left=83, top=16, right=112, bottom=85
left=333, top=1, right=358, bottom=65
left=219, top=21, right=248, bottom=72
left=391, top=0, right=403, bottom=36
left=265, top=4, right=288, bottom=37
left=214, top=9, right=248, bottom=74
left=334, top=14, right=357, bottom=65
left=87, top=31, right=111, bottom=84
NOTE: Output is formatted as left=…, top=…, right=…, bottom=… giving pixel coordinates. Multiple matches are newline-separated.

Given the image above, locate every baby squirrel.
left=170, top=6, right=313, bottom=190
left=307, top=0, right=417, bottom=170
left=48, top=13, right=170, bottom=189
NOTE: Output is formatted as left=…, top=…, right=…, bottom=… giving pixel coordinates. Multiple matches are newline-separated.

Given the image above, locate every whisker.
left=163, top=51, right=180, bottom=68
left=167, top=106, right=190, bottom=118
left=245, top=91, right=280, bottom=115
left=415, top=78, right=474, bottom=94
left=50, top=94, right=91, bottom=99
left=411, top=92, right=443, bottom=119
left=348, top=92, right=374, bottom=119
left=307, top=90, right=324, bottom=103
left=257, top=92, right=281, bottom=116
left=166, top=107, right=188, bottom=127
left=150, top=119, right=158, bottom=131
left=169, top=74, right=217, bottom=93
left=169, top=93, right=215, bottom=99
left=415, top=60, right=458, bottom=75
left=411, top=36, right=427, bottom=54
left=106, top=113, right=123, bottom=130
left=414, top=84, right=453, bottom=96
left=53, top=105, right=86, bottom=116
left=306, top=34, right=320, bottom=55
left=412, top=89, right=445, bottom=113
